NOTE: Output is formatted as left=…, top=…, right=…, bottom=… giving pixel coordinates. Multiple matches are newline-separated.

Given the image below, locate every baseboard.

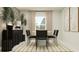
left=58, top=40, right=74, bottom=52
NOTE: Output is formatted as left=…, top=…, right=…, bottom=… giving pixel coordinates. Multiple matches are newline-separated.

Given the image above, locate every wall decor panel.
left=70, top=7, right=78, bottom=32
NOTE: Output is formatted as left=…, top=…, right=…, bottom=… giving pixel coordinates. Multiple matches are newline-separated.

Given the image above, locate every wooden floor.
left=12, top=39, right=72, bottom=52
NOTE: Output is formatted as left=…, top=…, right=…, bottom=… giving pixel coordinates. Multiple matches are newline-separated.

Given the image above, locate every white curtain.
left=29, top=11, right=36, bottom=35
left=45, top=11, right=52, bottom=35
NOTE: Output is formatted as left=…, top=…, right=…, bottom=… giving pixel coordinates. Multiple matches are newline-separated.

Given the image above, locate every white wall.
left=51, top=9, right=79, bottom=51
left=60, top=8, right=79, bottom=51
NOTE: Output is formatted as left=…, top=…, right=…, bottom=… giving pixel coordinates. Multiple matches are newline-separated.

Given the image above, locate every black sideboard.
left=2, top=30, right=25, bottom=52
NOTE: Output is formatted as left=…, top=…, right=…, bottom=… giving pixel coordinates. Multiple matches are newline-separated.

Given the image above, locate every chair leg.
left=46, top=39, right=48, bottom=48
left=36, top=40, right=37, bottom=50
left=27, top=38, right=30, bottom=46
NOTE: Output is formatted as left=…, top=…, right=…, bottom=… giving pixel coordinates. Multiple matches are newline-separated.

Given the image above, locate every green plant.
left=3, top=7, right=14, bottom=22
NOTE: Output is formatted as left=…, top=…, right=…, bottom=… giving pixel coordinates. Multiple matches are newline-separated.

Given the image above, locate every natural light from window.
left=35, top=16, right=46, bottom=30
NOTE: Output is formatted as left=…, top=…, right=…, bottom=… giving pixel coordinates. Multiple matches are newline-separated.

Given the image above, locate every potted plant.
left=2, top=7, right=14, bottom=30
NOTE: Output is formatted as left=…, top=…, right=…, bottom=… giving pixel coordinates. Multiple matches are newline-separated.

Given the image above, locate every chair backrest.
left=26, top=30, right=30, bottom=36
left=53, top=30, right=59, bottom=37
left=36, top=30, right=47, bottom=37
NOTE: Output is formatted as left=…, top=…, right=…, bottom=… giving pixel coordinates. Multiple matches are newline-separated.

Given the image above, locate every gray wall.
left=0, top=7, right=4, bottom=48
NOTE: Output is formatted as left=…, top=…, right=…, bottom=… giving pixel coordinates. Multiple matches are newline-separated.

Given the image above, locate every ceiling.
left=16, top=7, right=64, bottom=11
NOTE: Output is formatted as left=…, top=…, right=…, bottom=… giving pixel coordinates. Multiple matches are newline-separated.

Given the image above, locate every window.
left=35, top=16, right=46, bottom=30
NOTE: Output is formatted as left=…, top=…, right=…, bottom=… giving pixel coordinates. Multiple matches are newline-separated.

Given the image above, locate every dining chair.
left=36, top=30, right=48, bottom=48
left=26, top=30, right=30, bottom=45
left=26, top=30, right=30, bottom=36
left=53, top=30, right=59, bottom=45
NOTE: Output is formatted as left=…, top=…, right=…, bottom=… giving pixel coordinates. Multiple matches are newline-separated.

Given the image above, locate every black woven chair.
left=53, top=30, right=59, bottom=37
left=26, top=30, right=31, bottom=45
left=36, top=30, right=48, bottom=48
left=26, top=30, right=30, bottom=36
left=53, top=30, right=59, bottom=45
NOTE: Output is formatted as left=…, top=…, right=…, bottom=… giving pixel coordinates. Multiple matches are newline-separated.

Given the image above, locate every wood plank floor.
left=12, top=39, right=72, bottom=52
